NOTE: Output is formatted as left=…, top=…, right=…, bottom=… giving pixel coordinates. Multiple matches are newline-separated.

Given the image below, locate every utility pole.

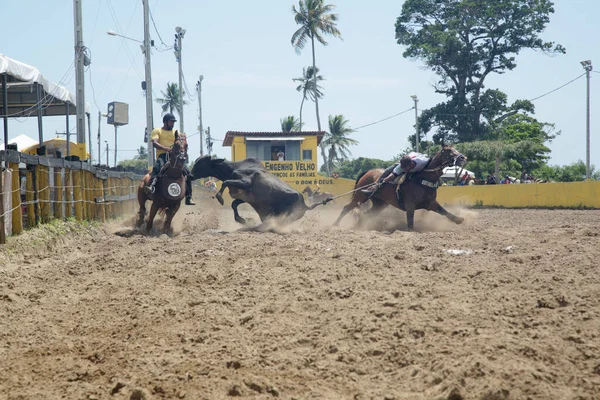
left=114, top=125, right=118, bottom=167
left=196, top=75, right=204, bottom=156
left=410, top=95, right=419, bottom=152
left=73, top=0, right=86, bottom=145
left=143, top=0, right=154, bottom=168
left=206, top=126, right=212, bottom=156
left=97, top=111, right=101, bottom=164
left=87, top=112, right=92, bottom=162
left=174, top=26, right=186, bottom=134
left=581, top=60, right=593, bottom=180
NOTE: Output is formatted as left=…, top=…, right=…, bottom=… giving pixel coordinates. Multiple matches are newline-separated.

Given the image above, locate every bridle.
left=422, top=148, right=466, bottom=173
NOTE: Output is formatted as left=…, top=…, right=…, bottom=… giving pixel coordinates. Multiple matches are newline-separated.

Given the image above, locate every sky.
left=1, top=0, right=599, bottom=170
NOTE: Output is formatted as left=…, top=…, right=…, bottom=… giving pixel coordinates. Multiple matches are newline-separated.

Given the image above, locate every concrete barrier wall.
left=437, top=181, right=600, bottom=208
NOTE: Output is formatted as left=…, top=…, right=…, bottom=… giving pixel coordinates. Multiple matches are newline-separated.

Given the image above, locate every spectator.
left=501, top=175, right=512, bottom=184
left=459, top=172, right=469, bottom=186
left=277, top=150, right=285, bottom=161
left=486, top=172, right=498, bottom=185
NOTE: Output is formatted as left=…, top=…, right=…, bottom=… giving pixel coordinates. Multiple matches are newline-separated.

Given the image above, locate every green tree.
left=119, top=147, right=150, bottom=171
left=395, top=0, right=565, bottom=143
left=321, top=115, right=358, bottom=175
left=292, top=0, right=342, bottom=175
left=334, top=157, right=391, bottom=180
left=155, top=82, right=187, bottom=118
left=533, top=161, right=600, bottom=182
left=292, top=66, right=324, bottom=131
left=280, top=115, right=302, bottom=132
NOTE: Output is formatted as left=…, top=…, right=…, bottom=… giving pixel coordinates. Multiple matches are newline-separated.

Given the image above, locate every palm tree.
left=322, top=115, right=358, bottom=175
left=280, top=115, right=302, bottom=132
left=155, top=82, right=187, bottom=118
left=291, top=0, right=341, bottom=175
left=292, top=66, right=324, bottom=132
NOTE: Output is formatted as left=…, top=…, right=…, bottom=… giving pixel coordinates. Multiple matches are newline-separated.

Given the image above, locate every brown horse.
left=137, top=140, right=187, bottom=234
left=302, top=185, right=334, bottom=206
left=333, top=146, right=467, bottom=230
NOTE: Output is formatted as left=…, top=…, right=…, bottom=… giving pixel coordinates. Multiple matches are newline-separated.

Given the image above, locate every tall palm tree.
left=322, top=115, right=358, bottom=174
left=292, top=66, right=324, bottom=132
left=291, top=0, right=341, bottom=175
left=280, top=115, right=302, bottom=132
left=155, top=82, right=187, bottom=118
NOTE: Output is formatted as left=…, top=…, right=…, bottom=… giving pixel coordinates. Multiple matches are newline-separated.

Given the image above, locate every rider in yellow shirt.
left=145, top=113, right=195, bottom=205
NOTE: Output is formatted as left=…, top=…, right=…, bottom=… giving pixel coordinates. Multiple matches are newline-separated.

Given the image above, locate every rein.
left=422, top=152, right=464, bottom=173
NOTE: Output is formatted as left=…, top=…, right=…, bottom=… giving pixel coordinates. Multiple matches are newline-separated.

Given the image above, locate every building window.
left=302, top=149, right=312, bottom=161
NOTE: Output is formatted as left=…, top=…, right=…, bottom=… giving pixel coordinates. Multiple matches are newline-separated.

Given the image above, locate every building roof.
left=223, top=131, right=325, bottom=146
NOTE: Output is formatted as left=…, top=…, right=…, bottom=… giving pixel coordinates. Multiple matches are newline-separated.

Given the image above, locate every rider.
left=145, top=113, right=195, bottom=205
left=363, top=151, right=430, bottom=197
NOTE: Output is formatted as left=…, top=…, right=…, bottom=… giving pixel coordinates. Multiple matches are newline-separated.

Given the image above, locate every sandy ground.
left=1, top=197, right=600, bottom=400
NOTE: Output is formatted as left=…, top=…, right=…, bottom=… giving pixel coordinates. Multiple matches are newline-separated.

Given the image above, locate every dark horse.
left=302, top=185, right=334, bottom=206
left=333, top=146, right=467, bottom=230
left=137, top=140, right=187, bottom=234
left=191, top=155, right=320, bottom=228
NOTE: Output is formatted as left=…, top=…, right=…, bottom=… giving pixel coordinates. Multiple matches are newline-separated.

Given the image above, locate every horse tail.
left=355, top=171, right=367, bottom=186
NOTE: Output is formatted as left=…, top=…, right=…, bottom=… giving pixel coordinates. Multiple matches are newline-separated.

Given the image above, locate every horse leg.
left=405, top=204, right=416, bottom=231
left=163, top=203, right=181, bottom=235
left=231, top=199, right=248, bottom=224
left=215, top=178, right=252, bottom=206
left=432, top=202, right=464, bottom=225
left=136, top=186, right=147, bottom=228
left=333, top=201, right=359, bottom=226
left=146, top=202, right=160, bottom=232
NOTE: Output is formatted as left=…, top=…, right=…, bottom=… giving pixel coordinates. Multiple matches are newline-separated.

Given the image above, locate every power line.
left=354, top=107, right=415, bottom=130
left=527, top=73, right=585, bottom=101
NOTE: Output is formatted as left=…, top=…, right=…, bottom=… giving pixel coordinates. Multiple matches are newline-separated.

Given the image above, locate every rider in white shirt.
left=381, top=152, right=430, bottom=184
left=363, top=152, right=430, bottom=197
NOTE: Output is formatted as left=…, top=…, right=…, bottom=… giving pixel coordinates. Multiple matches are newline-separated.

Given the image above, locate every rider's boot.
left=185, top=197, right=195, bottom=206
left=144, top=176, right=157, bottom=195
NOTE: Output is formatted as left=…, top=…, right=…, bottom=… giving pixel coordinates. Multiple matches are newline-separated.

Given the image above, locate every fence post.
left=65, top=169, right=72, bottom=219
left=54, top=167, right=63, bottom=220
left=97, top=177, right=105, bottom=223
left=40, top=166, right=50, bottom=223
left=73, top=170, right=83, bottom=221
left=10, top=162, right=23, bottom=235
left=26, top=168, right=36, bottom=227
left=0, top=166, right=5, bottom=244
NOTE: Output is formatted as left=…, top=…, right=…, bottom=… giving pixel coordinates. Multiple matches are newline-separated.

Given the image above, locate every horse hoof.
left=455, top=217, right=465, bottom=225
left=235, top=217, right=247, bottom=225
left=215, top=194, right=224, bottom=206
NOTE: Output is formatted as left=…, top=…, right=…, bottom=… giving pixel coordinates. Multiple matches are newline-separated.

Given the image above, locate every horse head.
left=167, top=141, right=187, bottom=171
left=431, top=145, right=467, bottom=170
left=302, top=186, right=311, bottom=195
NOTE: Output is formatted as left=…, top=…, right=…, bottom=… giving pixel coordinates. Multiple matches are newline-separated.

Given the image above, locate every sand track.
left=1, top=199, right=599, bottom=399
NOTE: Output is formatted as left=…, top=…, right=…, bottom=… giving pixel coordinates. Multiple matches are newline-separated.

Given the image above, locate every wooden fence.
left=0, top=149, right=144, bottom=244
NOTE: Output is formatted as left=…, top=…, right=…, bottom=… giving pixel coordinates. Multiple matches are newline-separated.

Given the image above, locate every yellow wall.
left=437, top=181, right=600, bottom=208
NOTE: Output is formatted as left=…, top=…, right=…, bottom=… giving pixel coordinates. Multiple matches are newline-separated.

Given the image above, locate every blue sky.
left=1, top=0, right=599, bottom=170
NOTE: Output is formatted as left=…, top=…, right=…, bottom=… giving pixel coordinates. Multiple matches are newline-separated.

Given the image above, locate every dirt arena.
left=1, top=197, right=599, bottom=400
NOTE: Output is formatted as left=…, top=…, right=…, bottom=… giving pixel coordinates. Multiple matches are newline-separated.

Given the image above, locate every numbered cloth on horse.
left=191, top=156, right=319, bottom=225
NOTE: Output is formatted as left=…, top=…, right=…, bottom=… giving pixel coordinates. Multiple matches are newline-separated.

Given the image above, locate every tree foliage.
left=155, top=82, right=187, bottom=117
left=533, top=161, right=600, bottom=182
left=292, top=66, right=324, bottom=131
left=292, top=0, right=342, bottom=175
left=332, top=157, right=391, bottom=180
left=395, top=0, right=565, bottom=143
left=320, top=115, right=358, bottom=175
left=280, top=115, right=302, bottom=132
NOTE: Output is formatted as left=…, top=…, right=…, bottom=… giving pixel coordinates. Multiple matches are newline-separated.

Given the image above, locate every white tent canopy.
left=442, top=166, right=475, bottom=180
left=0, top=134, right=38, bottom=151
left=0, top=53, right=89, bottom=117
